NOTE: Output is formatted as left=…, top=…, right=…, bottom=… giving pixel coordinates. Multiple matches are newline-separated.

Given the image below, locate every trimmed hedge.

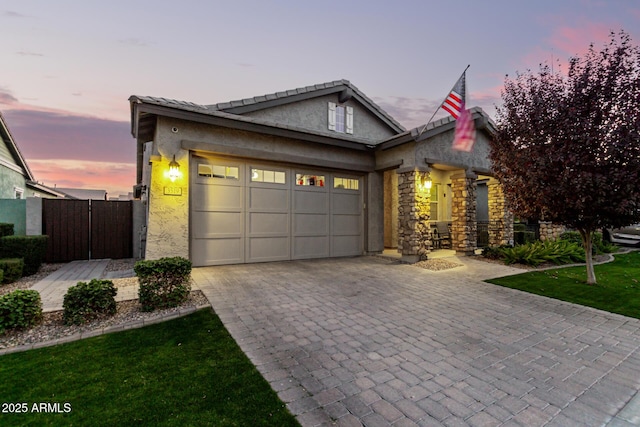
left=0, top=289, right=42, bottom=334
left=0, top=223, right=14, bottom=238
left=63, top=279, right=117, bottom=325
left=0, top=235, right=48, bottom=276
left=0, top=258, right=24, bottom=284
left=135, top=257, right=192, bottom=312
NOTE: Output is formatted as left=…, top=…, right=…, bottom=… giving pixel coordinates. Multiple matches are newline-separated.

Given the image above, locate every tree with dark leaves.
left=491, top=31, right=640, bottom=285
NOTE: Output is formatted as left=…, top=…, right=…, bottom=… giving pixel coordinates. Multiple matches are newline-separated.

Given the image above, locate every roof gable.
left=208, top=80, right=405, bottom=134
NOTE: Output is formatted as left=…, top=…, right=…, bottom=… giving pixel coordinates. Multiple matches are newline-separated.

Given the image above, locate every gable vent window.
left=328, top=102, right=353, bottom=134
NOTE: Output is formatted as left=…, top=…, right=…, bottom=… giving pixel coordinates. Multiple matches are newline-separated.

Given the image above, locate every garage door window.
left=251, top=168, right=286, bottom=184
left=334, top=177, right=359, bottom=190
left=198, top=164, right=239, bottom=180
left=296, top=174, right=325, bottom=187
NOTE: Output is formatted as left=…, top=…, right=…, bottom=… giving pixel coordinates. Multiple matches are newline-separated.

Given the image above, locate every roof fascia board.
left=136, top=104, right=372, bottom=151
left=0, top=115, right=35, bottom=180
left=424, top=157, right=493, bottom=176
left=183, top=140, right=375, bottom=172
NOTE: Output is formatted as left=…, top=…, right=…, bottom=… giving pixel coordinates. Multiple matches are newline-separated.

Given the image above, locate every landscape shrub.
left=481, top=245, right=511, bottom=260
left=0, top=223, right=14, bottom=238
left=63, top=279, right=117, bottom=325
left=0, top=258, right=24, bottom=284
left=0, top=235, right=49, bottom=276
left=0, top=270, right=3, bottom=283
left=559, top=231, right=616, bottom=254
left=135, top=257, right=192, bottom=312
left=496, top=240, right=585, bottom=266
left=0, top=289, right=42, bottom=334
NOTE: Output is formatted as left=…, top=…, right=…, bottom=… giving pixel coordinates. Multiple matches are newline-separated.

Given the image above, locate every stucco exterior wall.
left=416, top=130, right=493, bottom=172
left=0, top=165, right=26, bottom=199
left=244, top=94, right=397, bottom=142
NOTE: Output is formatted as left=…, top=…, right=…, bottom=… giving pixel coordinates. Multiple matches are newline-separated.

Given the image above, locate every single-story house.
left=129, top=80, right=513, bottom=266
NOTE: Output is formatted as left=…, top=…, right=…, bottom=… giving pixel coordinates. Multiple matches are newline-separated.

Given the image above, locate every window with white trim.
left=328, top=102, right=353, bottom=134
left=334, top=177, right=359, bottom=190
left=198, top=164, right=239, bottom=180
left=251, top=168, right=286, bottom=184
left=296, top=174, right=325, bottom=187
left=14, top=187, right=24, bottom=199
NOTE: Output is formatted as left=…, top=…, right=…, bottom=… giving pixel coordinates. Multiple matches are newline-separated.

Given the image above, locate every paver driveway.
left=192, top=256, right=640, bottom=426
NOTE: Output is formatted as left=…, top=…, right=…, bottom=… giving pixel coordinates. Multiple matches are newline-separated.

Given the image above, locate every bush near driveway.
left=0, top=289, right=42, bottom=334
left=135, top=257, right=192, bottom=312
left=63, top=279, right=117, bottom=325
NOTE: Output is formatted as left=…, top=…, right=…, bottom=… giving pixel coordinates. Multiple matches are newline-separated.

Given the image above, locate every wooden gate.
left=43, top=199, right=133, bottom=262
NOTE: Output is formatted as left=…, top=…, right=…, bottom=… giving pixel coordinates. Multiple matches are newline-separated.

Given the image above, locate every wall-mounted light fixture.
left=168, top=155, right=181, bottom=182
left=419, top=175, right=432, bottom=194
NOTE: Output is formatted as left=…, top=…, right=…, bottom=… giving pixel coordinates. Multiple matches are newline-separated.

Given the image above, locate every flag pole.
left=416, top=64, right=470, bottom=138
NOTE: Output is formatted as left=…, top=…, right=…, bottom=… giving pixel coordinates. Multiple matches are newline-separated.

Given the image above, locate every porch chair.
left=432, top=222, right=452, bottom=249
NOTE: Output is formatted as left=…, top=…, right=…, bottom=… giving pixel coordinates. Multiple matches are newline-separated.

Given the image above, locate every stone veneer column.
left=397, top=169, right=432, bottom=262
left=539, top=222, right=566, bottom=241
left=451, top=171, right=477, bottom=255
left=487, top=178, right=514, bottom=246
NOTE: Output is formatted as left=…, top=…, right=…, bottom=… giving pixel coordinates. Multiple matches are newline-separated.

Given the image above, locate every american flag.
left=441, top=74, right=465, bottom=119
left=452, top=102, right=476, bottom=152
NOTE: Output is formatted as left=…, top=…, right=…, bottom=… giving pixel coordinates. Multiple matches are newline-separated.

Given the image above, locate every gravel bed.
left=0, top=259, right=211, bottom=350
left=414, top=258, right=464, bottom=271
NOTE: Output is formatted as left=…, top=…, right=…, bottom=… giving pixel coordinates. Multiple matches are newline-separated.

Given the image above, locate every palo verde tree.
left=491, top=31, right=640, bottom=285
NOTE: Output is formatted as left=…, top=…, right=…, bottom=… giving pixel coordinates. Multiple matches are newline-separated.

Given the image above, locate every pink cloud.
left=548, top=23, right=614, bottom=57
left=1, top=96, right=136, bottom=197
left=2, top=109, right=133, bottom=163
left=28, top=159, right=135, bottom=197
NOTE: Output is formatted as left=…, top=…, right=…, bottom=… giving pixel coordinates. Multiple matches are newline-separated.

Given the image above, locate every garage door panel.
left=332, top=214, right=361, bottom=235
left=248, top=237, right=289, bottom=262
left=294, top=191, right=328, bottom=213
left=193, top=184, right=242, bottom=211
left=249, top=187, right=288, bottom=211
left=293, top=236, right=329, bottom=259
left=193, top=211, right=242, bottom=238
left=332, top=193, right=360, bottom=214
left=293, top=213, right=328, bottom=235
left=249, top=212, right=288, bottom=235
left=192, top=237, right=243, bottom=266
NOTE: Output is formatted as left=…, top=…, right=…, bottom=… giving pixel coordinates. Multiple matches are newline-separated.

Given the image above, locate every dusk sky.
left=2, top=0, right=639, bottom=196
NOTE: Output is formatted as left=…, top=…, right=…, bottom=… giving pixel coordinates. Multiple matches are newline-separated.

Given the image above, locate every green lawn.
left=487, top=251, right=640, bottom=319
left=0, top=308, right=300, bottom=427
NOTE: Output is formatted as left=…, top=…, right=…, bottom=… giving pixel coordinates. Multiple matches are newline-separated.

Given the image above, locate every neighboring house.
left=0, top=112, right=63, bottom=199
left=130, top=79, right=513, bottom=266
left=56, top=188, right=108, bottom=200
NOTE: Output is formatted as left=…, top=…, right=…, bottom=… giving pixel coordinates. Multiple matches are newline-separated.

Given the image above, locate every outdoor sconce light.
left=419, top=176, right=433, bottom=194
left=168, top=155, right=181, bottom=182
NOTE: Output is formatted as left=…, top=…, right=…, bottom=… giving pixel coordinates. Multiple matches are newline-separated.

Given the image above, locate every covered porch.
left=376, top=109, right=514, bottom=264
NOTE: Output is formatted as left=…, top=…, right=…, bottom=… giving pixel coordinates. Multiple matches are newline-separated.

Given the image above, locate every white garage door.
left=191, top=156, right=363, bottom=266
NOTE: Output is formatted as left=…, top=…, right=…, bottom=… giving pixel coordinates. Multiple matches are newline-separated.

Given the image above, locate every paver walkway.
left=192, top=256, right=640, bottom=427
left=31, top=260, right=137, bottom=312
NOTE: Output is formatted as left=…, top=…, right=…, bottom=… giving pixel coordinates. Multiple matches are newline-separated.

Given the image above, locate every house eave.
left=131, top=102, right=376, bottom=151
